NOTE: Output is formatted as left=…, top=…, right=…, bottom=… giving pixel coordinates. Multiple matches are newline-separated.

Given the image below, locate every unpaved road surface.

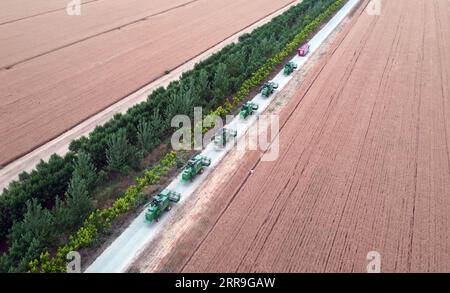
left=144, top=0, right=450, bottom=273
left=0, top=0, right=295, bottom=166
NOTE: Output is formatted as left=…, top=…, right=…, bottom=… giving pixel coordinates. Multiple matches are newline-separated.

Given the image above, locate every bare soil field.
left=0, top=0, right=195, bottom=67
left=0, top=0, right=296, bottom=166
left=143, top=0, right=450, bottom=273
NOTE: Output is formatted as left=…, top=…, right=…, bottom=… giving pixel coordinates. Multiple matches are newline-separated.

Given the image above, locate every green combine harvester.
left=145, top=189, right=181, bottom=223
left=240, top=101, right=259, bottom=119
left=181, top=155, right=211, bottom=182
left=214, top=128, right=237, bottom=148
left=260, top=82, right=278, bottom=97
left=283, top=62, right=298, bottom=75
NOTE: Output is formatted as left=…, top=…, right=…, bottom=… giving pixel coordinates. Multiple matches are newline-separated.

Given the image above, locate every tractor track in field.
left=136, top=0, right=450, bottom=273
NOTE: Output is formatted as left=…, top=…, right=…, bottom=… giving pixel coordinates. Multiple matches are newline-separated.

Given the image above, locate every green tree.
left=149, top=109, right=165, bottom=139
left=106, top=128, right=137, bottom=174
left=226, top=52, right=247, bottom=92
left=164, top=89, right=194, bottom=121
left=212, top=63, right=229, bottom=102
left=6, top=199, right=54, bottom=272
left=72, top=152, right=96, bottom=191
left=137, top=119, right=155, bottom=156
left=55, top=174, right=92, bottom=235
left=260, top=37, right=273, bottom=58
left=226, top=52, right=245, bottom=77
left=197, top=69, right=211, bottom=101
left=53, top=197, right=70, bottom=235
left=247, top=47, right=264, bottom=75
left=0, top=254, right=10, bottom=273
left=66, top=176, right=92, bottom=224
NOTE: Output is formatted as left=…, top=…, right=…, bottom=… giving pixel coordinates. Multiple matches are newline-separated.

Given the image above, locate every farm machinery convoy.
left=145, top=44, right=310, bottom=224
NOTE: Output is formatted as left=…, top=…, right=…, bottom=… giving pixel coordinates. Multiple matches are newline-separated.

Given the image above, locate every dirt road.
left=0, top=0, right=295, bottom=166
left=144, top=0, right=450, bottom=273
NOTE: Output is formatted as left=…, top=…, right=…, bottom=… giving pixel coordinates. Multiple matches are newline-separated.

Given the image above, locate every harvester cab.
left=214, top=128, right=237, bottom=149
left=240, top=101, right=259, bottom=119
left=260, top=82, right=278, bottom=97
left=283, top=62, right=298, bottom=76
left=181, top=155, right=211, bottom=182
left=145, top=189, right=181, bottom=223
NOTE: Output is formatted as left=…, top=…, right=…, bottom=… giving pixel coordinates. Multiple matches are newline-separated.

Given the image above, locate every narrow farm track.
left=0, top=0, right=296, bottom=166
left=156, top=0, right=449, bottom=273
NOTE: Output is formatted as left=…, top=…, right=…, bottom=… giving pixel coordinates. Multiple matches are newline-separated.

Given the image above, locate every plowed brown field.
left=0, top=0, right=295, bottom=166
left=153, top=0, right=450, bottom=273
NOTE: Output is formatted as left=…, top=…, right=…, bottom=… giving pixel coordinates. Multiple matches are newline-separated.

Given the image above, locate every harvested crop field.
left=150, top=0, right=450, bottom=273
left=0, top=0, right=296, bottom=166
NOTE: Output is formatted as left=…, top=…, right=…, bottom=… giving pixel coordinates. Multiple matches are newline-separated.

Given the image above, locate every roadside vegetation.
left=0, top=0, right=348, bottom=272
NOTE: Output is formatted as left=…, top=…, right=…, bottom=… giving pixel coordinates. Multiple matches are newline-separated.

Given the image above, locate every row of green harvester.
left=146, top=44, right=310, bottom=222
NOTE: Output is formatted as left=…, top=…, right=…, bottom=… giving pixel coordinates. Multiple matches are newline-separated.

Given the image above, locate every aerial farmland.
left=0, top=0, right=448, bottom=279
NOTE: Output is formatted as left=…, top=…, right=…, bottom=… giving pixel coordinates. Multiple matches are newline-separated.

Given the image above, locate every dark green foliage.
left=0, top=153, right=75, bottom=239
left=106, top=128, right=138, bottom=175
left=72, top=152, right=96, bottom=191
left=54, top=175, right=92, bottom=234
left=137, top=119, right=155, bottom=156
left=212, top=63, right=230, bottom=102
left=0, top=199, right=54, bottom=272
left=164, top=88, right=195, bottom=120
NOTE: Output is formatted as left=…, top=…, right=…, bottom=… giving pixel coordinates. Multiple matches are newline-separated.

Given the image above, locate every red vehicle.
left=298, top=44, right=310, bottom=56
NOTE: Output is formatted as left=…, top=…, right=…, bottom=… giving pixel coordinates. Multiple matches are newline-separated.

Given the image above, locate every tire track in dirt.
left=409, top=0, right=450, bottom=271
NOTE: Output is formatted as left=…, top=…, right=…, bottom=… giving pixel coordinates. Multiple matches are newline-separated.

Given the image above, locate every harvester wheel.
left=166, top=205, right=172, bottom=211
